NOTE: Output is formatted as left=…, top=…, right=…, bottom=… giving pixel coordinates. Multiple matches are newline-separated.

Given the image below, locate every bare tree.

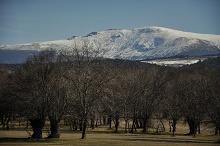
left=178, top=68, right=209, bottom=137
left=162, top=69, right=184, bottom=136
left=205, top=68, right=220, bottom=135
left=13, top=50, right=65, bottom=138
left=0, top=65, right=18, bottom=130
left=63, top=42, right=111, bottom=139
left=116, top=68, right=148, bottom=133
left=104, top=74, right=123, bottom=133
left=139, top=66, right=167, bottom=133
left=46, top=58, right=69, bottom=138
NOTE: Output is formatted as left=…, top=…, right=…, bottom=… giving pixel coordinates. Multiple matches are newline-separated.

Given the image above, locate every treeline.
left=0, top=48, right=220, bottom=139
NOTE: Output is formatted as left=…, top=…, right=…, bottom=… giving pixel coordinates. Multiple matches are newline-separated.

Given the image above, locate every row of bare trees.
left=163, top=66, right=220, bottom=136
left=0, top=46, right=220, bottom=139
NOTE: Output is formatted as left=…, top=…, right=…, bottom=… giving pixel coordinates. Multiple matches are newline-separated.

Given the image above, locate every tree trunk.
left=142, top=119, right=147, bottom=133
left=215, top=124, right=220, bottom=135
left=160, top=119, right=165, bottom=132
left=79, top=120, right=83, bottom=131
left=99, top=117, right=102, bottom=125
left=81, top=119, right=87, bottom=139
left=169, top=121, right=172, bottom=132
left=186, top=117, right=197, bottom=136
left=0, top=115, right=3, bottom=125
left=172, top=119, right=177, bottom=136
left=72, top=120, right=78, bottom=131
left=95, top=121, right=98, bottom=128
left=2, top=116, right=6, bottom=130
left=130, top=118, right=137, bottom=133
left=108, top=116, right=112, bottom=129
left=124, top=119, right=128, bottom=133
left=114, top=114, right=119, bottom=133
left=130, top=123, right=134, bottom=133
left=193, top=121, right=197, bottom=137
left=197, top=122, right=200, bottom=134
left=103, top=116, right=106, bottom=125
left=6, top=117, right=11, bottom=130
left=81, top=111, right=88, bottom=139
left=30, top=118, right=45, bottom=138
left=2, top=115, right=11, bottom=130
left=139, top=118, right=143, bottom=128
left=48, top=118, right=60, bottom=138
left=135, top=119, right=139, bottom=128
left=130, top=111, right=137, bottom=133
left=90, top=116, right=95, bottom=129
left=142, top=116, right=149, bottom=133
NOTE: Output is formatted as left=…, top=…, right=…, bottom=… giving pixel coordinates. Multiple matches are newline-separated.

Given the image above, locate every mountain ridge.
left=1, top=26, right=220, bottom=64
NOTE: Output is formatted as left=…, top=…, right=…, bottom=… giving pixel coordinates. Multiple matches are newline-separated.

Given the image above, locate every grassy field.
left=0, top=127, right=219, bottom=146
left=0, top=120, right=220, bottom=146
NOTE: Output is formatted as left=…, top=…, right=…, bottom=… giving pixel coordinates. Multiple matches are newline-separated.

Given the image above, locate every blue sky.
left=0, top=0, right=220, bottom=45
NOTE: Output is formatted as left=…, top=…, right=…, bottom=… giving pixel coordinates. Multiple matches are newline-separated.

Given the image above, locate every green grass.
left=0, top=121, right=219, bottom=146
left=0, top=129, right=219, bottom=146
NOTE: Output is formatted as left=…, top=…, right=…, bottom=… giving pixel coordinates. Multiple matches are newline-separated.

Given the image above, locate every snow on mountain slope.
left=1, top=26, right=220, bottom=63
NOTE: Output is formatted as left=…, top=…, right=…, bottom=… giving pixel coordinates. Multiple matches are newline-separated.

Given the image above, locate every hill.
left=1, top=26, right=220, bottom=64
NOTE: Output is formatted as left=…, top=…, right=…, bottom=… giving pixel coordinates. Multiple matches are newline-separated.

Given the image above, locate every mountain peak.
left=1, top=26, right=220, bottom=64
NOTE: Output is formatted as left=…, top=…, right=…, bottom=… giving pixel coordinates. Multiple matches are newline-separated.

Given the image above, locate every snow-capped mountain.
left=1, top=26, right=220, bottom=64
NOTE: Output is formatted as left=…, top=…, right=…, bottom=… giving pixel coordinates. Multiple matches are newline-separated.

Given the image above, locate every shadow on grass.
left=88, top=131, right=220, bottom=144
left=128, top=138, right=217, bottom=144
left=0, top=137, right=55, bottom=143
left=87, top=130, right=188, bottom=136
